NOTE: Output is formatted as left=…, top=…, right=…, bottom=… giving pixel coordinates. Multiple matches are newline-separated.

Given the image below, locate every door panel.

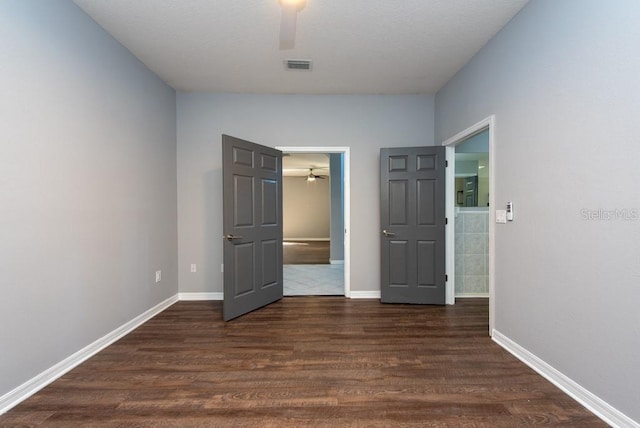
left=417, top=179, right=436, bottom=225
left=417, top=154, right=436, bottom=171
left=233, top=243, right=255, bottom=296
left=261, top=179, right=278, bottom=225
left=223, top=135, right=283, bottom=321
left=389, top=155, right=408, bottom=171
left=389, top=240, right=409, bottom=286
left=234, top=175, right=254, bottom=226
left=233, top=146, right=254, bottom=166
left=417, top=241, right=436, bottom=286
left=380, top=146, right=446, bottom=304
left=389, top=180, right=408, bottom=225
left=261, top=153, right=278, bottom=171
left=261, top=240, right=279, bottom=286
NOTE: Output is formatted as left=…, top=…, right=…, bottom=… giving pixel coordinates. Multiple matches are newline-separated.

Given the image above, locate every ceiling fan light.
left=307, top=174, right=316, bottom=182
left=279, top=0, right=306, bottom=11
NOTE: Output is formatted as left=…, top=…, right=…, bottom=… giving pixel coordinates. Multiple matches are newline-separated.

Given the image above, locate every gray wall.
left=177, top=93, right=434, bottom=293
left=283, top=176, right=330, bottom=240
left=0, top=0, right=177, bottom=398
left=436, top=0, right=640, bottom=421
left=329, top=153, right=345, bottom=262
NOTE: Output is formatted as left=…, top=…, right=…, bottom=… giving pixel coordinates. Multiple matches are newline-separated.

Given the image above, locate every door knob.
left=382, top=230, right=395, bottom=237
left=224, top=234, right=243, bottom=240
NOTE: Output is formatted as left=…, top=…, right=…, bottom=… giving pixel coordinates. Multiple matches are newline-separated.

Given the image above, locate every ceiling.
left=282, top=153, right=329, bottom=177
left=73, top=0, right=528, bottom=95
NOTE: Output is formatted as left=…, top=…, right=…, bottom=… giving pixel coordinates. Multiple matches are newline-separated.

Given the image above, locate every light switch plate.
left=496, top=210, right=507, bottom=224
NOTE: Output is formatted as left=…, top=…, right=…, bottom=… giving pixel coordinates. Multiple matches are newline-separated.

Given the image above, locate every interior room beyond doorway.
left=454, top=129, right=490, bottom=298
left=281, top=151, right=345, bottom=296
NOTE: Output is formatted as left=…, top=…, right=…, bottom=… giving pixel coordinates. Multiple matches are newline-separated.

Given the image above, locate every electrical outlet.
left=190, top=264, right=197, bottom=273
left=155, top=270, right=162, bottom=283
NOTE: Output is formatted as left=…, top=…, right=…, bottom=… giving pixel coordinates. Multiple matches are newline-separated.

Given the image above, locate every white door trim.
left=441, top=116, right=496, bottom=335
left=275, top=146, right=351, bottom=298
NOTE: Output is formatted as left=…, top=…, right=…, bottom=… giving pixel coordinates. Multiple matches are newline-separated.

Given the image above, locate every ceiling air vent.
left=285, top=59, right=312, bottom=71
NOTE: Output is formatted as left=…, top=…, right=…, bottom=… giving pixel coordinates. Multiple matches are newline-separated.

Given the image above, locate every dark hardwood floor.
left=283, top=240, right=330, bottom=264
left=0, top=298, right=606, bottom=427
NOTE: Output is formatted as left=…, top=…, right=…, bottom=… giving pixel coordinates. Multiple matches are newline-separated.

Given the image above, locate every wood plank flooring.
left=0, top=298, right=606, bottom=427
left=283, top=241, right=330, bottom=264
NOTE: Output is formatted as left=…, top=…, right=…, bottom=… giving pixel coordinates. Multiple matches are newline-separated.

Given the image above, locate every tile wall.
left=454, top=208, right=489, bottom=296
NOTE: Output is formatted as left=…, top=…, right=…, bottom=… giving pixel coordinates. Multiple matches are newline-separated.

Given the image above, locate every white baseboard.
left=329, top=259, right=345, bottom=265
left=0, top=294, right=179, bottom=416
left=178, top=292, right=223, bottom=301
left=349, top=291, right=380, bottom=299
left=455, top=293, right=489, bottom=298
left=492, top=330, right=639, bottom=428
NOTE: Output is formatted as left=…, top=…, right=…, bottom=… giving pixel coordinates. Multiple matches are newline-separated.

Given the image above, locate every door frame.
left=441, top=116, right=495, bottom=335
left=275, top=146, right=351, bottom=297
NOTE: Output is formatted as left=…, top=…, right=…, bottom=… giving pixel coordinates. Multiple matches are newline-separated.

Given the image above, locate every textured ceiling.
left=73, top=0, right=528, bottom=94
left=283, top=153, right=329, bottom=176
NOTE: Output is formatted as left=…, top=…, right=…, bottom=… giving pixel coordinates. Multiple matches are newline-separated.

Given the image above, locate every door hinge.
left=445, top=160, right=448, bottom=167
left=445, top=274, right=448, bottom=282
left=445, top=217, right=448, bottom=225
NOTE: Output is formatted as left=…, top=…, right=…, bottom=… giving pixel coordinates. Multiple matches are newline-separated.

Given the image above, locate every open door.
left=380, top=146, right=446, bottom=304
left=222, top=135, right=283, bottom=321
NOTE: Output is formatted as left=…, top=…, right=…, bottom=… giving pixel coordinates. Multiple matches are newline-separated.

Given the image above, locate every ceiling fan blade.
left=279, top=5, right=298, bottom=49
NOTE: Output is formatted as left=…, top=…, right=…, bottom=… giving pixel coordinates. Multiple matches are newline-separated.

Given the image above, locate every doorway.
left=454, top=130, right=489, bottom=299
left=442, top=116, right=495, bottom=335
left=276, top=146, right=351, bottom=297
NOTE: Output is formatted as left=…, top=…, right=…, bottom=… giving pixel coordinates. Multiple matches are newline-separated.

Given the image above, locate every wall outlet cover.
left=496, top=210, right=507, bottom=224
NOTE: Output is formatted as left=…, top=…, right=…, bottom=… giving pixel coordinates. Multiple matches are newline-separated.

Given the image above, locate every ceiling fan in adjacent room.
left=305, top=168, right=327, bottom=182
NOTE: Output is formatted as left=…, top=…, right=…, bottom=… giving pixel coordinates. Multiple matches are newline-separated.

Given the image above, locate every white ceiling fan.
left=279, top=0, right=306, bottom=49
left=305, top=168, right=327, bottom=182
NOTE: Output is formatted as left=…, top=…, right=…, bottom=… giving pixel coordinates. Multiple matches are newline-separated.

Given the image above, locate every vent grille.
left=285, top=59, right=312, bottom=71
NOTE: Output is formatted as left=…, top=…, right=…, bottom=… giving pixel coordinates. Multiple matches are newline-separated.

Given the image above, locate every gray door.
left=380, top=146, right=446, bottom=304
left=464, top=176, right=478, bottom=207
left=222, top=135, right=283, bottom=321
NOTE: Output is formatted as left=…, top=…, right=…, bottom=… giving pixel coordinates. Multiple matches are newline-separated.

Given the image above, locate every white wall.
left=177, top=93, right=434, bottom=293
left=0, top=0, right=177, bottom=399
left=436, top=0, right=640, bottom=422
left=283, top=176, right=330, bottom=240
